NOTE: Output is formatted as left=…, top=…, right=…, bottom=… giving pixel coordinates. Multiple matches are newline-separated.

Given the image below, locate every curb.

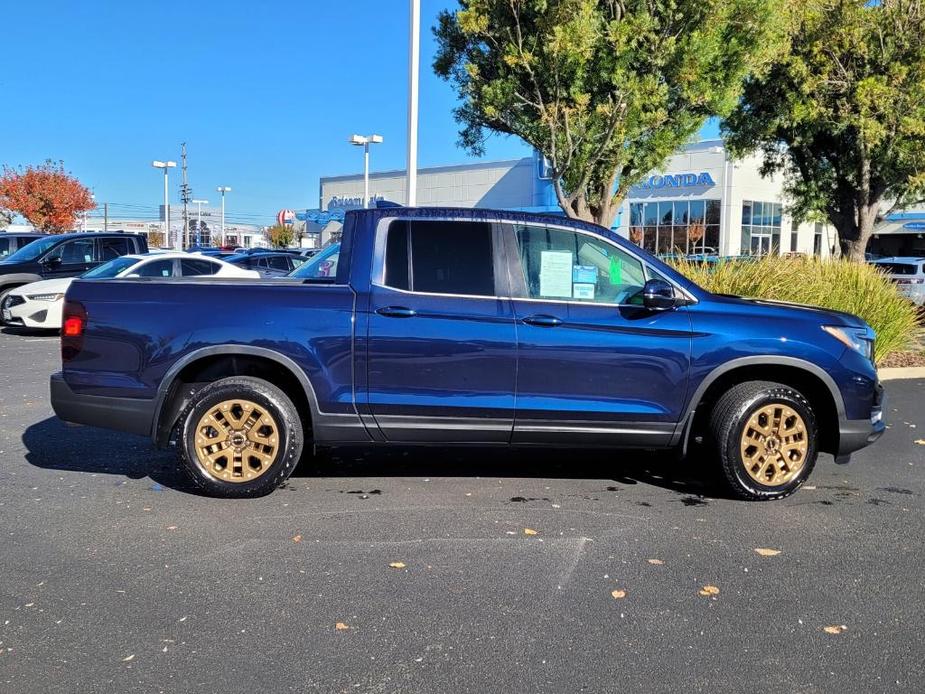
left=879, top=367, right=925, bottom=381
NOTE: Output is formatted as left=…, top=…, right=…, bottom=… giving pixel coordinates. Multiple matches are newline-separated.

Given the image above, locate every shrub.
left=666, top=255, right=919, bottom=365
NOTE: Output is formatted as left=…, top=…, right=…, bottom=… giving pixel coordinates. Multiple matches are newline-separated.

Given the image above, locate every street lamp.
left=406, top=0, right=420, bottom=206
left=152, top=160, right=177, bottom=248
left=192, top=199, right=208, bottom=246
left=216, top=186, right=231, bottom=247
left=349, top=134, right=383, bottom=208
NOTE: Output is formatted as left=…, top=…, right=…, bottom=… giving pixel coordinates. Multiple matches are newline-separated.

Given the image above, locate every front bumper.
left=836, top=384, right=886, bottom=457
left=50, top=372, right=155, bottom=437
left=2, top=296, right=60, bottom=329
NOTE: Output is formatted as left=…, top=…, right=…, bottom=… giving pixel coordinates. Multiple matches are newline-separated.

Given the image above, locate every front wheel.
left=177, top=376, right=304, bottom=498
left=710, top=381, right=818, bottom=501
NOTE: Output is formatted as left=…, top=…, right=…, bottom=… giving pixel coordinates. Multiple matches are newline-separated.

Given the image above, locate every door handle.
left=376, top=306, right=417, bottom=318
left=522, top=314, right=563, bottom=327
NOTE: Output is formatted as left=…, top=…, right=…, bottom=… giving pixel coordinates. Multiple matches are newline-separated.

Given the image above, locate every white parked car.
left=1, top=252, right=259, bottom=330
left=871, top=257, right=925, bottom=306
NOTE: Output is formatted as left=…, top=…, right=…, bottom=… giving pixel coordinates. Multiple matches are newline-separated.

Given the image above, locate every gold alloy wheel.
left=739, top=403, right=808, bottom=487
left=194, top=399, right=279, bottom=483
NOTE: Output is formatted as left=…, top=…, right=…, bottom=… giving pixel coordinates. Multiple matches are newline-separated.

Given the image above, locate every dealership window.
left=741, top=201, right=782, bottom=256
left=790, top=220, right=799, bottom=253
left=814, top=223, right=823, bottom=256
left=629, top=199, right=720, bottom=256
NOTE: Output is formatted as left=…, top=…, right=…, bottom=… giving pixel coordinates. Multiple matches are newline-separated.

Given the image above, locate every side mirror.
left=44, top=256, right=62, bottom=267
left=642, top=278, right=678, bottom=311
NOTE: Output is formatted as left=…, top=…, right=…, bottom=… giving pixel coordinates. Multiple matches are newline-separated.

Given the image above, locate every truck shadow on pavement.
left=22, top=416, right=726, bottom=499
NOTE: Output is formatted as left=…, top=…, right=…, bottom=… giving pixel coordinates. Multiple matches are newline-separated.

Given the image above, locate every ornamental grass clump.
left=666, top=255, right=919, bottom=365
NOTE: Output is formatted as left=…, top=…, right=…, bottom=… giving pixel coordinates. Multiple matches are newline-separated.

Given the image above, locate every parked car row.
left=1, top=231, right=330, bottom=331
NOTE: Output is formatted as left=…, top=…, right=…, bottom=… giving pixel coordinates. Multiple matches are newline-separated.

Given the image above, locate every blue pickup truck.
left=50, top=207, right=884, bottom=500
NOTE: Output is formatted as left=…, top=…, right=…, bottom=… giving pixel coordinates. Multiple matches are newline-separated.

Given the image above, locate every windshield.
left=82, top=256, right=138, bottom=279
left=289, top=243, right=340, bottom=279
left=2, top=235, right=61, bottom=263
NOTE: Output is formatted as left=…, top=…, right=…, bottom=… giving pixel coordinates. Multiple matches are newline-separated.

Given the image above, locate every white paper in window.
left=539, top=250, right=573, bottom=298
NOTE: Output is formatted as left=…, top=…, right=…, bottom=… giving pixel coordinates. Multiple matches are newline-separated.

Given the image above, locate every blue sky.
left=0, top=1, right=719, bottom=223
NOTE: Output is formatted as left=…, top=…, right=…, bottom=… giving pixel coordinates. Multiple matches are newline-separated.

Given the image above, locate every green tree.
left=433, top=0, right=787, bottom=227
left=723, top=0, right=925, bottom=261
left=266, top=223, right=295, bottom=248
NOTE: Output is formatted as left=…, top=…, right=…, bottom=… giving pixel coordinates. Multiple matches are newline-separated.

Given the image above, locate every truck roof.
left=344, top=206, right=611, bottom=237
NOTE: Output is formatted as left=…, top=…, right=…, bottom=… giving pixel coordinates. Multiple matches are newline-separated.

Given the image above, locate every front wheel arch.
left=683, top=361, right=841, bottom=456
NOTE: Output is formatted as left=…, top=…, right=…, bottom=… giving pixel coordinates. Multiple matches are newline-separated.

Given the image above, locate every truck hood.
left=711, top=293, right=868, bottom=329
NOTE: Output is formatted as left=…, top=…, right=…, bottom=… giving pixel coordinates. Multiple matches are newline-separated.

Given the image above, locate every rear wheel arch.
left=683, top=358, right=843, bottom=456
left=153, top=346, right=318, bottom=447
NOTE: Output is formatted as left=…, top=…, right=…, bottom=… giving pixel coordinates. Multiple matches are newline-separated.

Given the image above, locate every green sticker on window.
left=609, top=256, right=622, bottom=284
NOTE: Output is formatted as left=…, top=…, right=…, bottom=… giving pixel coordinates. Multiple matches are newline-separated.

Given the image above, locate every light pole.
left=348, top=134, right=383, bottom=208
left=406, top=0, right=420, bottom=206
left=216, top=186, right=231, bottom=247
left=152, top=160, right=177, bottom=248
left=192, top=199, right=208, bottom=246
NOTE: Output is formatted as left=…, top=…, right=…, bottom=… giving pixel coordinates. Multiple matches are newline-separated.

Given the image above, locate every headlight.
left=27, top=293, right=64, bottom=302
left=822, top=325, right=875, bottom=361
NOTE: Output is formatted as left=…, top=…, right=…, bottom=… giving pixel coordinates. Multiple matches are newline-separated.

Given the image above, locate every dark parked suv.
left=0, top=231, right=148, bottom=304
left=225, top=251, right=304, bottom=277
left=0, top=232, right=46, bottom=259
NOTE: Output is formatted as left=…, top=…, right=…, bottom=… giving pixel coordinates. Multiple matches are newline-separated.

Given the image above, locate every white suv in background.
left=1, top=252, right=259, bottom=330
left=871, top=257, right=925, bottom=306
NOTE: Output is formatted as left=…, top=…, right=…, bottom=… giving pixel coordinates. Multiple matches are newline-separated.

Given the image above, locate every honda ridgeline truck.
left=50, top=208, right=885, bottom=500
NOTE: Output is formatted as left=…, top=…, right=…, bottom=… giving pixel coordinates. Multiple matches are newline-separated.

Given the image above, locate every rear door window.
left=100, top=237, right=131, bottom=260
left=382, top=220, right=495, bottom=296
left=267, top=255, right=291, bottom=271
left=134, top=259, right=175, bottom=277
left=181, top=259, right=220, bottom=276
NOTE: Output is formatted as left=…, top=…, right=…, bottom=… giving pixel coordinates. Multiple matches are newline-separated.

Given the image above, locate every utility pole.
left=104, top=202, right=109, bottom=231
left=180, top=142, right=192, bottom=249
left=406, top=0, right=420, bottom=206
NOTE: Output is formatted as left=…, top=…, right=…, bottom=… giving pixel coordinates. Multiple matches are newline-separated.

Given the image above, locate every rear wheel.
left=177, top=376, right=303, bottom=498
left=710, top=381, right=817, bottom=500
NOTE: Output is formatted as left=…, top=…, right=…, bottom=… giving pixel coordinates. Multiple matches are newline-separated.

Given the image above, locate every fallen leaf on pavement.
left=647, top=559, right=664, bottom=565
left=335, top=622, right=350, bottom=630
left=699, top=585, right=720, bottom=596
left=292, top=534, right=302, bottom=543
left=754, top=548, right=781, bottom=557
left=166, top=526, right=177, bottom=531
left=914, top=439, right=925, bottom=445
left=823, top=625, right=847, bottom=634
left=389, top=562, right=406, bottom=569
left=524, top=528, right=538, bottom=535
left=611, top=589, right=626, bottom=599
left=122, top=654, right=135, bottom=662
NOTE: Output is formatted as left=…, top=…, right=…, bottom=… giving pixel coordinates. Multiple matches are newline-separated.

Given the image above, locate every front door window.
left=513, top=225, right=647, bottom=305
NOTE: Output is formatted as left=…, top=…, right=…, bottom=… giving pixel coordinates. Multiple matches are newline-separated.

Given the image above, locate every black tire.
left=177, top=376, right=304, bottom=498
left=710, top=380, right=818, bottom=501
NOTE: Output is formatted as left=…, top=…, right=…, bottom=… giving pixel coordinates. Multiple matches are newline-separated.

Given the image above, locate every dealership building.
left=317, top=139, right=925, bottom=258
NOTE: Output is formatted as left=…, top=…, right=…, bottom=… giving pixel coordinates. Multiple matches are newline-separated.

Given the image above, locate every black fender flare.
left=150, top=345, right=321, bottom=443
left=675, top=355, right=847, bottom=452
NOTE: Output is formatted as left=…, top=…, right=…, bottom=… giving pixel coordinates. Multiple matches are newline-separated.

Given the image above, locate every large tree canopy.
left=434, top=0, right=787, bottom=227
left=723, top=0, right=925, bottom=261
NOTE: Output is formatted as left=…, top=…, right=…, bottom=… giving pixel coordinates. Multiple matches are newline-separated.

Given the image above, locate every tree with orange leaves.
left=0, top=160, right=95, bottom=232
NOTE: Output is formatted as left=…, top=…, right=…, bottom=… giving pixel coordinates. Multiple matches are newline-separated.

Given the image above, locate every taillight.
left=61, top=301, right=87, bottom=362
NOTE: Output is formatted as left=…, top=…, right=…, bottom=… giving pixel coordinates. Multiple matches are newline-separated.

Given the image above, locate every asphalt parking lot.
left=0, top=329, right=923, bottom=693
